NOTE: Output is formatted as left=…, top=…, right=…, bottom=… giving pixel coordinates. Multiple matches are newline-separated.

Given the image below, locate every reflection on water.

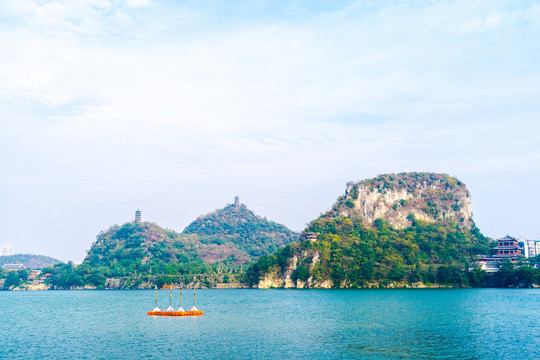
left=1, top=289, right=538, bottom=359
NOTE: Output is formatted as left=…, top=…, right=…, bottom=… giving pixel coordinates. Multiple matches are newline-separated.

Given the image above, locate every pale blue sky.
left=1, top=0, right=539, bottom=261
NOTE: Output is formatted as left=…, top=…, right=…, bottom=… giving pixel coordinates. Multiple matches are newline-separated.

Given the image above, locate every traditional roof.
left=496, top=235, right=516, bottom=241
left=2, top=263, right=26, bottom=270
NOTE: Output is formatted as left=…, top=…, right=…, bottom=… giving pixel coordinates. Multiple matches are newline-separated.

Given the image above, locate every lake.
left=1, top=289, right=538, bottom=359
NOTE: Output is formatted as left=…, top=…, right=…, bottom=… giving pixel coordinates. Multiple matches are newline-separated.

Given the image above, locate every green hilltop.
left=77, top=221, right=210, bottom=289
left=184, top=202, right=299, bottom=264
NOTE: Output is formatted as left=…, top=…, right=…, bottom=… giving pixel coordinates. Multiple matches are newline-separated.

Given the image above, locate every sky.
left=1, top=0, right=539, bottom=262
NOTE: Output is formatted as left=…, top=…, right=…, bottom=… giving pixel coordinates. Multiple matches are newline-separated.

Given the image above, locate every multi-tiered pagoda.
left=494, top=235, right=523, bottom=258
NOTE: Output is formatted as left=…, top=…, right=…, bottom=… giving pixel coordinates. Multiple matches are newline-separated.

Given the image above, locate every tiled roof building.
left=2, top=263, right=27, bottom=271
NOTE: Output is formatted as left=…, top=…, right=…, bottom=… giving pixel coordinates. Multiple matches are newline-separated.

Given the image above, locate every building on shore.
left=2, top=263, right=26, bottom=271
left=469, top=257, right=500, bottom=274
left=493, top=235, right=523, bottom=259
left=469, top=235, right=524, bottom=273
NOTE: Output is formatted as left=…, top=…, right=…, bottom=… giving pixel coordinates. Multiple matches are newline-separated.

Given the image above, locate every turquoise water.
left=1, top=289, right=538, bottom=359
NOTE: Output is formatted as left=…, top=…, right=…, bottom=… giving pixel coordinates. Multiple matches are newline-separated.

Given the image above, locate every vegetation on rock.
left=245, top=172, right=526, bottom=288
left=0, top=268, right=31, bottom=290
left=337, top=172, right=473, bottom=230
left=184, top=203, right=299, bottom=264
left=39, top=202, right=298, bottom=289
left=246, top=214, right=492, bottom=288
left=42, top=222, right=213, bottom=289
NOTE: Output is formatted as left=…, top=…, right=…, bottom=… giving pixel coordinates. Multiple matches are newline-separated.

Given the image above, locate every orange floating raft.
left=147, top=310, right=203, bottom=317
left=148, top=287, right=202, bottom=317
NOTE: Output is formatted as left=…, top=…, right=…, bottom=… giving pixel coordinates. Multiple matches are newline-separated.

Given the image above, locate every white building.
left=526, top=239, right=540, bottom=258
left=0, top=245, right=14, bottom=256
left=471, top=259, right=500, bottom=273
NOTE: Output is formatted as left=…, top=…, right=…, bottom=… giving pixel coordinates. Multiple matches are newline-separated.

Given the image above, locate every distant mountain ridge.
left=0, top=254, right=61, bottom=269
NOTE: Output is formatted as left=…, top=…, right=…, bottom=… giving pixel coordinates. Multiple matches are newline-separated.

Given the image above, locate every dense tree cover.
left=86, top=222, right=210, bottom=276
left=36, top=204, right=298, bottom=290
left=489, top=261, right=540, bottom=288
left=41, top=222, right=214, bottom=289
left=0, top=254, right=61, bottom=269
left=0, top=269, right=31, bottom=290
left=42, top=262, right=84, bottom=289
left=183, top=204, right=298, bottom=262
left=528, top=254, right=540, bottom=263
left=246, top=215, right=494, bottom=288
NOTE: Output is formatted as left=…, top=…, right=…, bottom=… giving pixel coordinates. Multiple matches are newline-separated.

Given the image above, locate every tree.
left=291, top=265, right=310, bottom=282
left=3, top=271, right=21, bottom=289
left=468, top=267, right=487, bottom=287
left=515, top=266, right=539, bottom=288
left=494, top=261, right=516, bottom=287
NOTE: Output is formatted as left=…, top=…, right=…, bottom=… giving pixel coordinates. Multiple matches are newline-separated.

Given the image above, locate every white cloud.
left=125, top=0, right=149, bottom=7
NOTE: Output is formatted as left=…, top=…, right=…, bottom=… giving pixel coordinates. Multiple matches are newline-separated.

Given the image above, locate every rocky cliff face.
left=339, top=172, right=472, bottom=229
left=256, top=251, right=333, bottom=289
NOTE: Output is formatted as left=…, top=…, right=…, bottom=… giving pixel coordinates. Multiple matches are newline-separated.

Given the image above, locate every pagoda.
left=494, top=235, right=523, bottom=259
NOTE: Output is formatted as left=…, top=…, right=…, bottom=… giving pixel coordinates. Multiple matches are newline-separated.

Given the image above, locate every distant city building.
left=2, top=263, right=26, bottom=271
left=135, top=209, right=141, bottom=223
left=0, top=245, right=14, bottom=256
left=235, top=196, right=240, bottom=208
left=525, top=238, right=540, bottom=258
left=525, top=238, right=532, bottom=257
left=494, top=235, right=523, bottom=259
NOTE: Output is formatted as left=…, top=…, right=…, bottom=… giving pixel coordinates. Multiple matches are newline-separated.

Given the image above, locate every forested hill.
left=245, top=172, right=492, bottom=289
left=40, top=202, right=298, bottom=289
left=183, top=202, right=299, bottom=264
left=74, top=221, right=209, bottom=289
left=0, top=254, right=61, bottom=269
